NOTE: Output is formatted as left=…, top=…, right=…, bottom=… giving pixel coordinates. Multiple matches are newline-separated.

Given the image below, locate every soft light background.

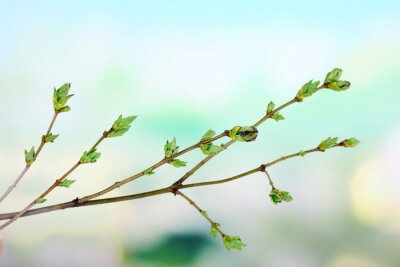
left=0, top=1, right=399, bottom=266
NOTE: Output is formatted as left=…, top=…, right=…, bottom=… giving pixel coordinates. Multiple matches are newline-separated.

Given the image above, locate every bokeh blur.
left=0, top=1, right=399, bottom=266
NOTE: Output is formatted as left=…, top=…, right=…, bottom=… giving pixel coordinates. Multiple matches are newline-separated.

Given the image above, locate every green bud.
left=223, top=235, right=246, bottom=251
left=144, top=167, right=155, bottom=175
left=80, top=148, right=101, bottom=164
left=35, top=198, right=47, bottom=204
left=318, top=137, right=338, bottom=151
left=324, top=68, right=343, bottom=84
left=271, top=113, right=284, bottom=122
left=169, top=159, right=187, bottom=168
left=24, top=147, right=36, bottom=165
left=267, top=101, right=275, bottom=114
left=296, top=80, right=320, bottom=100
left=44, top=133, right=59, bottom=143
left=299, top=150, right=306, bottom=157
left=326, top=80, right=351, bottom=91
left=201, top=129, right=215, bottom=142
left=53, top=83, right=74, bottom=112
left=164, top=137, right=179, bottom=158
left=269, top=188, right=293, bottom=204
left=108, top=115, right=137, bottom=138
left=228, top=126, right=258, bottom=142
left=343, top=138, right=360, bottom=148
left=59, top=179, right=76, bottom=188
left=200, top=143, right=224, bottom=157
left=210, top=224, right=219, bottom=238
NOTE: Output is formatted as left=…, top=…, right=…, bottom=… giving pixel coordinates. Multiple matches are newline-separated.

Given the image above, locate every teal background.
left=0, top=1, right=399, bottom=266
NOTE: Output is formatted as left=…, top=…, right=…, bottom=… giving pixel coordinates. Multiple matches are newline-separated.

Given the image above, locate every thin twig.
left=0, top=111, right=59, bottom=204
left=0, top=143, right=341, bottom=221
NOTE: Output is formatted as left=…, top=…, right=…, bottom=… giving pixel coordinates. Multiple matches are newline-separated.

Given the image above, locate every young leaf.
left=296, top=80, right=320, bottom=100
left=271, top=113, right=284, bottom=122
left=201, top=129, right=215, bottom=142
left=200, top=143, right=224, bottom=157
left=324, top=68, right=343, bottom=84
left=169, top=159, right=187, bottom=168
left=35, top=198, right=47, bottom=204
left=326, top=81, right=351, bottom=91
left=59, top=179, right=76, bottom=188
left=228, top=126, right=258, bottom=142
left=223, top=235, right=246, bottom=251
left=107, top=115, right=138, bottom=138
left=80, top=148, right=101, bottom=164
left=53, top=83, right=74, bottom=112
left=318, top=137, right=338, bottom=151
left=269, top=188, right=293, bottom=204
left=164, top=137, right=179, bottom=158
left=267, top=101, right=275, bottom=114
left=210, top=225, right=219, bottom=238
left=144, top=167, right=155, bottom=175
left=44, top=133, right=59, bottom=143
left=343, top=138, right=360, bottom=148
left=24, top=147, right=36, bottom=165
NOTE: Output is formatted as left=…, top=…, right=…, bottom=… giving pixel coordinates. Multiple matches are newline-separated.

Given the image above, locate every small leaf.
left=228, top=126, right=258, bottom=142
left=80, top=148, right=101, bottom=164
left=35, top=198, right=47, bottom=204
left=267, top=101, right=275, bottom=114
left=200, top=143, right=224, bottom=157
left=200, top=210, right=208, bottom=217
left=343, top=138, right=360, bottom=148
left=24, top=147, right=36, bottom=165
left=201, top=129, right=215, bottom=142
left=324, top=68, right=343, bottom=84
left=299, top=150, right=306, bottom=157
left=144, top=167, right=155, bottom=175
left=44, top=133, right=59, bottom=143
left=326, top=80, right=351, bottom=91
left=164, top=137, right=179, bottom=158
left=269, top=188, right=293, bottom=204
left=318, top=137, right=339, bottom=151
left=59, top=106, right=71, bottom=113
left=271, top=113, right=284, bottom=122
left=107, top=115, right=138, bottom=138
left=53, top=83, right=74, bottom=112
left=210, top=225, right=219, bottom=238
left=59, top=179, right=76, bottom=188
left=169, top=159, right=187, bottom=168
left=223, top=235, right=246, bottom=251
left=296, top=80, right=320, bottom=100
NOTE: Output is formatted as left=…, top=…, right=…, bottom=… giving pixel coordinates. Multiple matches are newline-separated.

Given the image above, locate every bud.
left=269, top=188, right=293, bottom=204
left=53, top=83, right=74, bottom=112
left=296, top=80, right=320, bottom=100
left=326, top=80, right=351, bottom=91
left=343, top=138, right=360, bottom=148
left=228, top=126, right=258, bottom=142
left=324, top=68, right=343, bottom=84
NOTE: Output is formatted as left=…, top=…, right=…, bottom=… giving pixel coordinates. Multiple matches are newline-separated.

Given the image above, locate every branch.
left=0, top=140, right=351, bottom=221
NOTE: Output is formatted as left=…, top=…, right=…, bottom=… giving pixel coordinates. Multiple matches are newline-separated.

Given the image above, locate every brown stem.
left=0, top=111, right=59, bottom=204
left=0, top=143, right=341, bottom=221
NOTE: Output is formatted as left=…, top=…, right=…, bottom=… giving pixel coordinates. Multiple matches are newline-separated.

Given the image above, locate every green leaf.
left=210, top=224, right=219, bottom=238
left=164, top=137, right=179, bottom=158
left=35, top=198, right=47, bottom=204
left=80, top=148, right=101, bottom=164
left=343, top=138, right=360, bottom=148
left=271, top=113, right=284, bottom=122
left=53, top=83, right=74, bottom=112
left=144, top=167, right=155, bottom=175
left=296, top=80, right=320, bottom=100
left=44, top=133, right=59, bottom=143
left=24, top=147, right=36, bottom=165
left=107, top=115, right=138, bottom=138
left=59, top=179, right=76, bottom=188
left=324, top=68, right=343, bottom=84
left=269, top=188, right=293, bottom=204
left=318, top=137, right=338, bottom=151
left=326, top=80, right=351, bottom=91
left=169, top=159, right=187, bottom=168
left=223, top=235, right=246, bottom=251
left=299, top=150, right=306, bottom=157
left=228, top=126, right=258, bottom=142
left=267, top=101, right=275, bottom=114
left=201, top=129, right=215, bottom=142
left=200, top=143, right=224, bottom=157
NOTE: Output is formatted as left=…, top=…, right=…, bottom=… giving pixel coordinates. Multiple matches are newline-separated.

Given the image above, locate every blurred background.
left=0, top=1, right=399, bottom=266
